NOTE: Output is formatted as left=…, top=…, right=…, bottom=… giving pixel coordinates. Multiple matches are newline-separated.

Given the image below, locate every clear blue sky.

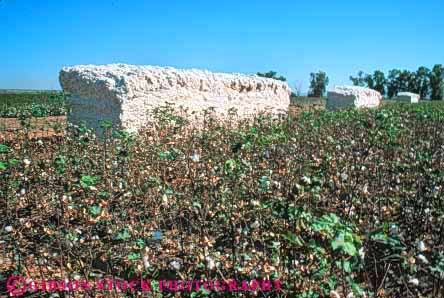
left=1, top=0, right=443, bottom=92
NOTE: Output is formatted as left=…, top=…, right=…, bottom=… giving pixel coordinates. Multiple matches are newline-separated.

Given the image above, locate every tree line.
left=350, top=65, right=444, bottom=100
left=257, top=70, right=329, bottom=98
left=257, top=64, right=444, bottom=100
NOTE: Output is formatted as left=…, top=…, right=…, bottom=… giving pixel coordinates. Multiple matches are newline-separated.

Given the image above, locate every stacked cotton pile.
left=59, top=64, right=291, bottom=135
left=326, top=86, right=382, bottom=111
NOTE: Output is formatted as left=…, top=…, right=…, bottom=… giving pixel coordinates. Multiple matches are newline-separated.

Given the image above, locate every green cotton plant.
left=2, top=102, right=444, bottom=297
left=0, top=162, right=7, bottom=171
left=308, top=213, right=365, bottom=296
left=0, top=144, right=10, bottom=153
left=114, top=228, right=131, bottom=241
left=88, top=205, right=102, bottom=216
left=54, top=155, right=67, bottom=174
left=80, top=175, right=99, bottom=189
left=158, top=149, right=179, bottom=161
left=311, top=213, right=362, bottom=257
left=224, top=159, right=240, bottom=176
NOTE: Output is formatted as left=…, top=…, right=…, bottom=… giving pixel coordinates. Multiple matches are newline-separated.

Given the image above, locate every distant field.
left=0, top=91, right=67, bottom=118
left=290, top=96, right=326, bottom=105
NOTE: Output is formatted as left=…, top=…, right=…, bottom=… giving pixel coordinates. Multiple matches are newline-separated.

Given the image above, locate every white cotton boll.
left=143, top=255, right=150, bottom=270
left=389, top=224, right=398, bottom=236
left=170, top=260, right=180, bottom=270
left=417, top=241, right=426, bottom=252
left=162, top=194, right=168, bottom=204
left=191, top=153, right=200, bottom=162
left=301, top=176, right=311, bottom=185
left=206, top=256, right=215, bottom=270
left=251, top=200, right=260, bottom=206
left=250, top=220, right=260, bottom=229
left=330, top=290, right=340, bottom=298
left=417, top=254, right=429, bottom=264
left=408, top=277, right=419, bottom=286
left=23, top=159, right=31, bottom=166
left=37, top=140, right=44, bottom=146
left=362, top=184, right=369, bottom=195
left=4, top=225, right=13, bottom=232
left=20, top=188, right=26, bottom=196
left=346, top=292, right=355, bottom=298
left=359, top=247, right=365, bottom=259
left=273, top=181, right=281, bottom=189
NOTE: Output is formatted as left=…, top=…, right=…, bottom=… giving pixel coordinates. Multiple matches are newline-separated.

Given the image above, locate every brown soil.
left=0, top=116, right=66, bottom=141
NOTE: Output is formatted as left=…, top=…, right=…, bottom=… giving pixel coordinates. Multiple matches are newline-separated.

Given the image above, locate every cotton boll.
left=417, top=254, right=429, bottom=264
left=250, top=220, right=260, bottom=229
left=206, top=256, right=215, bottom=270
left=191, top=153, right=200, bottom=162
left=389, top=224, right=398, bottom=236
left=4, top=225, right=13, bottom=232
left=359, top=247, right=365, bottom=259
left=417, top=241, right=426, bottom=252
left=408, top=277, right=419, bottom=286
left=143, top=255, right=150, bottom=270
left=170, top=260, right=180, bottom=270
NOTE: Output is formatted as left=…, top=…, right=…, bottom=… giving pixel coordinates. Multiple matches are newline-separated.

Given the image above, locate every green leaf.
left=135, top=238, right=145, bottom=248
left=342, top=242, right=357, bottom=256
left=88, top=205, right=102, bottom=216
left=0, top=162, right=7, bottom=170
left=114, top=228, right=131, bottom=241
left=80, top=175, right=98, bottom=188
left=283, top=231, right=304, bottom=247
left=342, top=260, right=352, bottom=273
left=99, top=119, right=113, bottom=129
left=0, top=144, right=10, bottom=154
left=8, top=159, right=18, bottom=166
left=128, top=252, right=140, bottom=261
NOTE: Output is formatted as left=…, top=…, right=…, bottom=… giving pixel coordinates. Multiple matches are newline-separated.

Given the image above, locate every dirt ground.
left=0, top=116, right=66, bottom=141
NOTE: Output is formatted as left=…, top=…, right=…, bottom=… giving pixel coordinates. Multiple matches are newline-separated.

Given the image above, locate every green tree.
left=308, top=71, right=329, bottom=98
left=397, top=70, right=414, bottom=93
left=350, top=70, right=384, bottom=95
left=372, top=70, right=386, bottom=95
left=364, top=73, right=375, bottom=90
left=413, top=66, right=430, bottom=99
left=387, top=69, right=401, bottom=98
left=350, top=71, right=367, bottom=87
left=430, top=64, right=444, bottom=100
left=256, top=71, right=287, bottom=82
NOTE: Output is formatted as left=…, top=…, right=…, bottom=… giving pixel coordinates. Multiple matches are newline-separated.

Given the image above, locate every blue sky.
left=0, top=0, right=443, bottom=92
